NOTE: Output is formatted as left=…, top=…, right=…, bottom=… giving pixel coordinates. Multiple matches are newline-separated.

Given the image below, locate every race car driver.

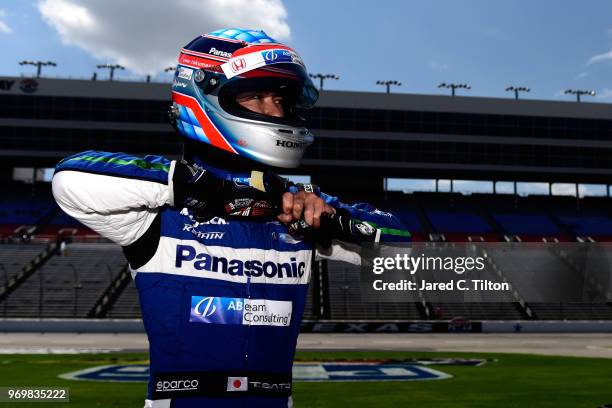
left=52, top=28, right=411, bottom=408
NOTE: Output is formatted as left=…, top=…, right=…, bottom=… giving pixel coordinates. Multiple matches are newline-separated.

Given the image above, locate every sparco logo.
left=276, top=140, right=304, bottom=149
left=231, top=58, right=247, bottom=72
left=156, top=379, right=199, bottom=392
left=208, top=47, right=232, bottom=58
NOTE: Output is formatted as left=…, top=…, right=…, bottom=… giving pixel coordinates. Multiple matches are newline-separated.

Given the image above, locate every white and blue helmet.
left=171, top=28, right=319, bottom=168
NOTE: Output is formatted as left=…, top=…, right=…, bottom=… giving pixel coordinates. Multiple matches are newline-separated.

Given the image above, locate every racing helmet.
left=170, top=28, right=319, bottom=169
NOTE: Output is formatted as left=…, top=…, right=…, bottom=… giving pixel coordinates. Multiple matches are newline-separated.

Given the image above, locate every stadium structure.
left=1, top=75, right=611, bottom=330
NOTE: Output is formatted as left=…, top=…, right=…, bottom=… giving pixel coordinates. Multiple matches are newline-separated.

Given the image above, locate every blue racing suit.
left=52, top=150, right=411, bottom=408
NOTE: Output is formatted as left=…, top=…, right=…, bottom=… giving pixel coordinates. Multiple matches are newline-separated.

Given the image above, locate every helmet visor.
left=218, top=62, right=318, bottom=126
left=221, top=47, right=319, bottom=107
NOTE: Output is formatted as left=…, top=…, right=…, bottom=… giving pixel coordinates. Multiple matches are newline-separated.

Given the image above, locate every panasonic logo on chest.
left=175, top=244, right=306, bottom=278
left=209, top=47, right=232, bottom=58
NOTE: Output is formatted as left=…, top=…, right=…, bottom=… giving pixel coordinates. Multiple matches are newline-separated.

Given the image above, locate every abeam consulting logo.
left=189, top=296, right=292, bottom=327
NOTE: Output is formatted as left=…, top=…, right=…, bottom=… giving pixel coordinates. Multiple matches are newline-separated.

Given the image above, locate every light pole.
left=96, top=64, right=125, bottom=81
left=309, top=73, right=339, bottom=90
left=18, top=60, right=57, bottom=78
left=438, top=82, right=471, bottom=97
left=505, top=86, right=530, bottom=100
left=564, top=89, right=595, bottom=103
left=376, top=80, right=402, bottom=94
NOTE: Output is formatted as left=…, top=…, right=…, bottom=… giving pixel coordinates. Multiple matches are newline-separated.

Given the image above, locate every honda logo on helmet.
left=231, top=58, right=247, bottom=72
left=276, top=140, right=305, bottom=149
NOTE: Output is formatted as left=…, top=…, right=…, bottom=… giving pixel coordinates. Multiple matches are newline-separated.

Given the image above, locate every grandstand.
left=2, top=243, right=125, bottom=318
left=1, top=76, right=611, bottom=322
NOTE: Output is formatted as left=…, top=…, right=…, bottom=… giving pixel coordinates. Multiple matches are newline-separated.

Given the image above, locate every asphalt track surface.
left=0, top=333, right=611, bottom=358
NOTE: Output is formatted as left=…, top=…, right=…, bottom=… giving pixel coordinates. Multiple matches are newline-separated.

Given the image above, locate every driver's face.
left=236, top=91, right=285, bottom=118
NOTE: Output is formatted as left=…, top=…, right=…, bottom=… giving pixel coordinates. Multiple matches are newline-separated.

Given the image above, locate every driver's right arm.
left=52, top=150, right=177, bottom=246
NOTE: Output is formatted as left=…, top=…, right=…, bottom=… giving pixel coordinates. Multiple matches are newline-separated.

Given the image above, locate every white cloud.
left=587, top=50, right=612, bottom=65
left=37, top=0, right=290, bottom=75
left=575, top=71, right=588, bottom=79
left=0, top=9, right=13, bottom=33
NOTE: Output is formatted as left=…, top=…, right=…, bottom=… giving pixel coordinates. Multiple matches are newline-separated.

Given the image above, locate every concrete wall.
left=2, top=318, right=612, bottom=333
left=482, top=321, right=612, bottom=333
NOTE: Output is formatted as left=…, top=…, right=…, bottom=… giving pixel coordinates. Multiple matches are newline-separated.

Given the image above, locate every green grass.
left=1, top=351, right=611, bottom=407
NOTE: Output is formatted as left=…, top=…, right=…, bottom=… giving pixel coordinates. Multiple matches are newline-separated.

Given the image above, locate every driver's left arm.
left=315, top=193, right=411, bottom=265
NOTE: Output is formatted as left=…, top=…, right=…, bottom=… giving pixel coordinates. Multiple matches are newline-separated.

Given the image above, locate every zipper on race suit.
left=244, top=275, right=251, bottom=365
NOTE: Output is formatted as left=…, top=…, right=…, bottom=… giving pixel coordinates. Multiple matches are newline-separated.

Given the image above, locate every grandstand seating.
left=430, top=303, right=524, bottom=320
left=2, top=182, right=612, bottom=321
left=419, top=243, right=527, bottom=320
left=2, top=243, right=126, bottom=317
left=326, top=261, right=423, bottom=320
left=488, top=245, right=589, bottom=301
left=0, top=181, right=97, bottom=241
left=107, top=281, right=141, bottom=318
left=527, top=303, right=612, bottom=320
left=389, top=209, right=424, bottom=233
left=0, top=243, right=47, bottom=284
left=557, top=214, right=612, bottom=239
left=303, top=282, right=315, bottom=320
left=0, top=201, right=55, bottom=239
left=492, top=213, right=562, bottom=237
left=35, top=208, right=98, bottom=240
left=427, top=211, right=493, bottom=235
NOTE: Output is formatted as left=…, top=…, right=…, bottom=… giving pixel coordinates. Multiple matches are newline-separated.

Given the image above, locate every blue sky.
left=288, top=0, right=612, bottom=101
left=1, top=0, right=612, bottom=103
